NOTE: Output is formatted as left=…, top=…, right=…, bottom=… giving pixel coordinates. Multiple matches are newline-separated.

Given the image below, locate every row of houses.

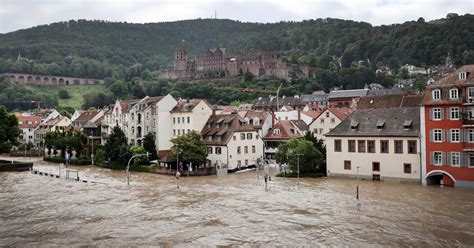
left=325, top=65, right=474, bottom=188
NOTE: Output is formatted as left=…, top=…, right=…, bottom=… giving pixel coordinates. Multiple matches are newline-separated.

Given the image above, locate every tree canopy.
left=275, top=139, right=323, bottom=173
left=170, top=131, right=207, bottom=167
left=0, top=105, right=20, bottom=152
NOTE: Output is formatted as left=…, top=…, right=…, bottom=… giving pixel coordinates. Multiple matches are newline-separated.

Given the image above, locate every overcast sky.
left=0, top=0, right=473, bottom=34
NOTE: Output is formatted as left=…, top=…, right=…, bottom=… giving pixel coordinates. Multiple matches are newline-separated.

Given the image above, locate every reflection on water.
left=1, top=157, right=473, bottom=246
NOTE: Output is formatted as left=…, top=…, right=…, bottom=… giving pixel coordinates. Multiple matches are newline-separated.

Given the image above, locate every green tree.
left=104, top=126, right=128, bottom=164
left=0, top=105, right=20, bottom=152
left=58, top=89, right=70, bottom=99
left=275, top=139, right=323, bottom=173
left=303, top=131, right=326, bottom=159
left=143, top=132, right=157, bottom=160
left=170, top=130, right=207, bottom=167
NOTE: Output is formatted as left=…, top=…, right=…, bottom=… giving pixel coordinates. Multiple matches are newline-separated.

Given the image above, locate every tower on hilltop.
left=174, top=46, right=188, bottom=71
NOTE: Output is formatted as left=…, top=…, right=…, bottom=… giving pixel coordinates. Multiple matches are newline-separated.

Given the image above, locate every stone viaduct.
left=5, top=73, right=105, bottom=86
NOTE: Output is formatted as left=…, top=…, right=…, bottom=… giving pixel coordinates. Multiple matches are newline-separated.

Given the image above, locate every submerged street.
left=1, top=157, right=473, bottom=246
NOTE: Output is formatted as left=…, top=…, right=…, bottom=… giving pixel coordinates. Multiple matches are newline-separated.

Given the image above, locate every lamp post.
left=126, top=152, right=149, bottom=185
left=356, top=166, right=361, bottom=209
left=90, top=130, right=94, bottom=165
left=295, top=153, right=302, bottom=186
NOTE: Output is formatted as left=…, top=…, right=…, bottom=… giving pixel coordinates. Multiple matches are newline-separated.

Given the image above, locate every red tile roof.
left=17, top=116, right=42, bottom=129
left=264, top=120, right=302, bottom=140
left=328, top=108, right=353, bottom=121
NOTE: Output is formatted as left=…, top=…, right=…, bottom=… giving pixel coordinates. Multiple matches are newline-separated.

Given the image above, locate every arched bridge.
left=5, top=73, right=105, bottom=86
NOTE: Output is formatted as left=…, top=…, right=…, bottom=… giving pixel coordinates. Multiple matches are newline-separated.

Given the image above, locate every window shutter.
left=442, top=152, right=447, bottom=166
left=448, top=108, right=452, bottom=120
left=447, top=130, right=451, bottom=142
left=463, top=130, right=468, bottom=143
left=440, top=108, right=444, bottom=120
left=447, top=152, right=452, bottom=166
left=441, top=130, right=445, bottom=142
left=429, top=108, right=433, bottom=120
left=460, top=152, right=465, bottom=167
left=430, top=130, right=433, bottom=142
left=430, top=152, right=434, bottom=165
left=460, top=130, right=464, bottom=142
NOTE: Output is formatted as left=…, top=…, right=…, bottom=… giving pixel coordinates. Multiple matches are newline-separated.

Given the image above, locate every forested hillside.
left=0, top=14, right=473, bottom=111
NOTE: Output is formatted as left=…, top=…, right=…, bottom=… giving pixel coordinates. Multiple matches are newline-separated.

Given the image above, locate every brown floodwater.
left=1, top=157, right=473, bottom=247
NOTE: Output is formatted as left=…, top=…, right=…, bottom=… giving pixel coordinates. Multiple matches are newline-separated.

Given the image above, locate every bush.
left=58, top=89, right=70, bottom=99
left=43, top=156, right=91, bottom=166
left=131, top=164, right=157, bottom=173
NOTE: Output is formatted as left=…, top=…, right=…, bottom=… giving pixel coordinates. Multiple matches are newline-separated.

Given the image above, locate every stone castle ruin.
left=161, top=47, right=313, bottom=80
left=5, top=73, right=105, bottom=86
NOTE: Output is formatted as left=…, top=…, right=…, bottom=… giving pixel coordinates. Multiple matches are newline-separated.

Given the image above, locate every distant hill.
left=0, top=14, right=473, bottom=80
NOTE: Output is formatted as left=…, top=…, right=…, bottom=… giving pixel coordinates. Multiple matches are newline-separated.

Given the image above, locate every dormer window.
left=376, top=120, right=385, bottom=130
left=449, top=88, right=459, bottom=100
left=432, top=89, right=441, bottom=100
left=403, top=120, right=413, bottom=129
left=254, top=118, right=260, bottom=125
left=273, top=128, right=281, bottom=135
left=459, top=71, right=467, bottom=80
left=350, top=120, right=359, bottom=130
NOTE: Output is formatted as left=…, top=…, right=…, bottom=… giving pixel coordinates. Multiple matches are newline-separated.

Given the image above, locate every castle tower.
left=174, top=47, right=188, bottom=71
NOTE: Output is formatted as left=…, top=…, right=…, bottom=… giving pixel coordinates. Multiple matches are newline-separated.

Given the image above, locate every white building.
left=308, top=108, right=352, bottom=142
left=202, top=113, right=264, bottom=171
left=325, top=107, right=421, bottom=183
left=171, top=99, right=213, bottom=138
left=102, top=95, right=177, bottom=150
left=17, top=115, right=42, bottom=144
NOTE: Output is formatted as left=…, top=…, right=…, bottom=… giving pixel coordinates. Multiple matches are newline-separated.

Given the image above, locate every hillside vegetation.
left=0, top=14, right=473, bottom=111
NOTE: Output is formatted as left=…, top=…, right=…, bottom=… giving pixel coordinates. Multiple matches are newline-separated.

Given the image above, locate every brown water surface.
left=0, top=157, right=473, bottom=246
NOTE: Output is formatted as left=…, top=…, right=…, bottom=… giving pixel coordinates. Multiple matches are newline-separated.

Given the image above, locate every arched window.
left=137, top=113, right=142, bottom=124
left=131, top=113, right=135, bottom=121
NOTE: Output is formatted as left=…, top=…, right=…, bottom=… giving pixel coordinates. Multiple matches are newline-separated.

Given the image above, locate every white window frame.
left=432, top=89, right=441, bottom=100
left=466, top=108, right=474, bottom=120
left=450, top=152, right=460, bottom=167
left=459, top=72, right=467, bottom=80
left=467, top=87, right=474, bottom=102
left=469, top=153, right=474, bottom=168
left=432, top=108, right=442, bottom=120
left=433, top=151, right=443, bottom=166
left=449, top=107, right=460, bottom=120
left=450, top=129, right=460, bottom=142
left=433, top=129, right=443, bottom=142
left=449, top=88, right=459, bottom=100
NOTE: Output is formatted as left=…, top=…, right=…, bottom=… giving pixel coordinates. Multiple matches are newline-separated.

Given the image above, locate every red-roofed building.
left=309, top=108, right=353, bottom=143
left=263, top=120, right=307, bottom=160
left=17, top=116, right=42, bottom=143
left=421, top=65, right=474, bottom=188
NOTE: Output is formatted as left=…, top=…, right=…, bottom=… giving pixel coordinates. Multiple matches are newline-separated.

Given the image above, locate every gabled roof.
left=328, top=108, right=353, bottom=120
left=357, top=94, right=422, bottom=109
left=74, top=110, right=101, bottom=122
left=328, top=89, right=369, bottom=99
left=264, top=120, right=302, bottom=140
left=302, top=110, right=324, bottom=120
left=17, top=116, right=42, bottom=129
left=202, top=114, right=254, bottom=146
left=171, top=99, right=210, bottom=113
left=300, top=93, right=328, bottom=103
left=326, top=107, right=420, bottom=137
left=290, top=120, right=309, bottom=131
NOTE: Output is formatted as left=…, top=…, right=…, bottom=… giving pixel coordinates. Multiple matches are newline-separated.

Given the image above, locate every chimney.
left=271, top=111, right=275, bottom=128
left=297, top=108, right=301, bottom=120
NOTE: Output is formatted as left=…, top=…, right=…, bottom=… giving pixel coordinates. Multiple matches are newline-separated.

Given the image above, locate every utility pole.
left=356, top=166, right=361, bottom=210
left=276, top=82, right=283, bottom=111
left=295, top=154, right=302, bottom=187
left=90, top=130, right=94, bottom=165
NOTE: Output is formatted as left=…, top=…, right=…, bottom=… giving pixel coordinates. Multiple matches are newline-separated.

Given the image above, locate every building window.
left=334, top=139, right=342, bottom=152
left=469, top=153, right=474, bottom=167
left=408, top=140, right=417, bottom=154
left=344, top=160, right=351, bottom=170
left=367, top=140, right=375, bottom=153
left=394, top=140, right=403, bottom=154
left=460, top=72, right=467, bottom=80
left=247, top=133, right=253, bottom=139
left=177, top=129, right=181, bottom=135
left=252, top=146, right=256, bottom=153
left=274, top=129, right=280, bottom=135
left=450, top=152, right=460, bottom=167
left=348, top=140, right=356, bottom=153
left=244, top=146, right=248, bottom=154
left=241, top=133, right=246, bottom=140
left=449, top=129, right=460, bottom=142
left=432, top=108, right=442, bottom=120
left=432, top=152, right=443, bottom=166
left=216, top=147, right=222, bottom=154
left=245, top=159, right=248, bottom=166
left=372, top=162, right=380, bottom=172
left=187, top=117, right=190, bottom=123
left=380, top=140, right=389, bottom=153
left=207, top=147, right=213, bottom=154
left=432, top=89, right=441, bottom=100
left=357, top=140, right=366, bottom=153
left=320, top=118, right=325, bottom=124
left=468, top=130, right=474, bottom=143
left=404, top=163, right=411, bottom=174
left=432, top=129, right=443, bottom=142
left=467, top=87, right=474, bottom=102
left=237, top=146, right=241, bottom=154
left=237, top=160, right=241, bottom=167
left=326, top=112, right=330, bottom=118
left=233, top=135, right=236, bottom=141
left=319, top=128, right=324, bottom=134
left=449, top=88, right=459, bottom=100
left=449, top=107, right=460, bottom=120
left=182, top=117, right=185, bottom=123
left=331, top=118, right=335, bottom=124
left=177, top=117, right=180, bottom=124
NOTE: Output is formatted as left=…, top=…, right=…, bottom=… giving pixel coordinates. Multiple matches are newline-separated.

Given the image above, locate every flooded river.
left=1, top=157, right=473, bottom=246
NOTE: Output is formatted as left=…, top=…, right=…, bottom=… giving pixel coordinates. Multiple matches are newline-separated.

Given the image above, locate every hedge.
left=43, top=156, right=92, bottom=166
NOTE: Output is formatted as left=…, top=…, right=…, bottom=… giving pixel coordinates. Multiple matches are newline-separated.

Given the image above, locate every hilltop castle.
left=161, top=47, right=312, bottom=80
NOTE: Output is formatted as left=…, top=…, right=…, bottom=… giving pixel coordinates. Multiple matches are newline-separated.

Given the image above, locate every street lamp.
left=125, top=152, right=149, bottom=185
left=295, top=153, right=302, bottom=186
left=90, top=130, right=94, bottom=165
left=356, top=166, right=361, bottom=209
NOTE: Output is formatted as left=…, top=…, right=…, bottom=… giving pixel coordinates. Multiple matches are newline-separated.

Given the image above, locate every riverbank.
left=0, top=159, right=33, bottom=172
